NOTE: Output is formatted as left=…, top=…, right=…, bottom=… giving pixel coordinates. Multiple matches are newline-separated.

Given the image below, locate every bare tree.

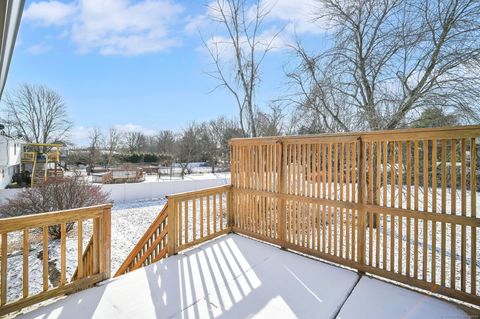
left=87, top=128, right=104, bottom=169
left=156, top=130, right=176, bottom=155
left=106, top=127, right=122, bottom=167
left=256, top=104, right=288, bottom=136
left=124, top=131, right=146, bottom=153
left=204, top=0, right=282, bottom=137
left=2, top=83, right=72, bottom=143
left=175, top=124, right=202, bottom=179
left=288, top=0, right=480, bottom=132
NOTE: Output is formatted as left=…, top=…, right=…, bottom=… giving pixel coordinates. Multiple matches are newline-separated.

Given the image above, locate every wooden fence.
left=230, top=126, right=480, bottom=305
left=0, top=204, right=111, bottom=316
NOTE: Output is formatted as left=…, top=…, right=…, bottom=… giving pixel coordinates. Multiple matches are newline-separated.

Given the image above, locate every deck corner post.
left=357, top=136, right=367, bottom=266
left=167, top=198, right=177, bottom=255
left=278, top=140, right=287, bottom=248
left=102, top=205, right=112, bottom=279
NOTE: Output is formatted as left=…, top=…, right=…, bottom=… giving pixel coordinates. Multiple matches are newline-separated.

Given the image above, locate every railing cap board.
left=229, top=125, right=480, bottom=145
left=166, top=185, right=232, bottom=200
left=0, top=204, right=112, bottom=233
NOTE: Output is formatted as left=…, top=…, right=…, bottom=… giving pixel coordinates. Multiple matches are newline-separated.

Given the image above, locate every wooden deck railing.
left=230, top=125, right=480, bottom=306
left=0, top=204, right=111, bottom=316
left=167, top=185, right=231, bottom=254
left=114, top=126, right=480, bottom=307
left=115, top=204, right=169, bottom=276
left=115, top=185, right=232, bottom=277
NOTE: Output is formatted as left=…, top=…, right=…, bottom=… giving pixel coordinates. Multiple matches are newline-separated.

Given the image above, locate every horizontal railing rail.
left=0, top=204, right=111, bottom=316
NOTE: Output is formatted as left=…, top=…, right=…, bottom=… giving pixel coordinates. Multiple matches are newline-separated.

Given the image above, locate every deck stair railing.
left=115, top=185, right=232, bottom=276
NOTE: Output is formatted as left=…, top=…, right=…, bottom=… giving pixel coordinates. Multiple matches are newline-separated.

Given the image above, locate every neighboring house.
left=0, top=134, right=24, bottom=188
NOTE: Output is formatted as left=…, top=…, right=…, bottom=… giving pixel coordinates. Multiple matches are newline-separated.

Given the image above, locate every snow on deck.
left=17, top=234, right=468, bottom=319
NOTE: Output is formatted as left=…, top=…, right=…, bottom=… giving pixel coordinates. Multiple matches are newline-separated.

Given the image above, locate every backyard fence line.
left=0, top=178, right=230, bottom=204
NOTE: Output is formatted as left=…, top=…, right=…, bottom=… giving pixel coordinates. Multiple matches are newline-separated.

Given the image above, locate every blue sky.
left=5, top=0, right=328, bottom=145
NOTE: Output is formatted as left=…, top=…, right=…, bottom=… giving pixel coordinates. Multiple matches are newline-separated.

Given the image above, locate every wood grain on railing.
left=0, top=204, right=111, bottom=316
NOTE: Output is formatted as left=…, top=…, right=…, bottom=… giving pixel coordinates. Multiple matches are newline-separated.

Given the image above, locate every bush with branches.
left=0, top=174, right=110, bottom=238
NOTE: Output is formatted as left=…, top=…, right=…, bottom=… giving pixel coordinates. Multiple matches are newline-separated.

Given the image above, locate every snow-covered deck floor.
left=18, top=234, right=468, bottom=319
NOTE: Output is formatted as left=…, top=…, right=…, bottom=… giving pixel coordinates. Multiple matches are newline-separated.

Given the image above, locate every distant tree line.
left=2, top=0, right=479, bottom=167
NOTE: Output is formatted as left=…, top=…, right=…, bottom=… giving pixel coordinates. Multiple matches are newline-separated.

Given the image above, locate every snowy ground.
left=17, top=234, right=469, bottom=319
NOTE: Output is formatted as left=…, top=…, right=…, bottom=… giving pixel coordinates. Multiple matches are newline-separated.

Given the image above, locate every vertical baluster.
left=77, top=220, right=83, bottom=279
left=1, top=232, right=7, bottom=305
left=461, top=138, right=467, bottom=291
left=431, top=140, right=437, bottom=283
left=406, top=141, right=412, bottom=277
left=368, top=142, right=374, bottom=265
left=207, top=196, right=211, bottom=236
left=383, top=141, right=388, bottom=207
left=340, top=143, right=344, bottom=202
left=422, top=140, right=429, bottom=281
left=441, top=139, right=447, bottom=286
left=398, top=143, right=403, bottom=274
left=193, top=198, right=197, bottom=241
left=334, top=143, right=338, bottom=201
left=43, top=226, right=48, bottom=291
left=61, top=223, right=66, bottom=285
left=352, top=143, right=357, bottom=203
left=414, top=141, right=419, bottom=278
left=470, top=138, right=476, bottom=295
left=200, top=197, right=204, bottom=238
left=23, top=229, right=29, bottom=298
left=451, top=139, right=457, bottom=289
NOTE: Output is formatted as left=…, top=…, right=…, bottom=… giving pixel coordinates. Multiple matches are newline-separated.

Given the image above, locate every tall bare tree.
left=156, top=130, right=176, bottom=155
left=87, top=128, right=104, bottom=168
left=106, top=127, right=122, bottom=166
left=204, top=0, right=282, bottom=137
left=124, top=131, right=146, bottom=153
left=2, top=83, right=72, bottom=142
left=288, top=0, right=480, bottom=132
left=176, top=124, right=202, bottom=179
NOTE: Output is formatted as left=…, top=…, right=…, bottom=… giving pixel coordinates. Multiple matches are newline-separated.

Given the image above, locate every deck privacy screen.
left=230, top=126, right=480, bottom=305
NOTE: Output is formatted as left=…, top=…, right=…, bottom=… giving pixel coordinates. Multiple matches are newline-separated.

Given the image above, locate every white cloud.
left=23, top=0, right=184, bottom=56
left=263, top=0, right=327, bottom=35
left=23, top=1, right=76, bottom=26
left=27, top=42, right=52, bottom=54
left=194, top=0, right=328, bottom=60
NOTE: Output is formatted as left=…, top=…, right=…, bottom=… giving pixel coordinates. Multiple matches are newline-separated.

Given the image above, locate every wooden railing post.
left=227, top=187, right=234, bottom=231
left=357, top=136, right=367, bottom=266
left=102, top=206, right=112, bottom=279
left=278, top=140, right=287, bottom=248
left=167, top=197, right=177, bottom=255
